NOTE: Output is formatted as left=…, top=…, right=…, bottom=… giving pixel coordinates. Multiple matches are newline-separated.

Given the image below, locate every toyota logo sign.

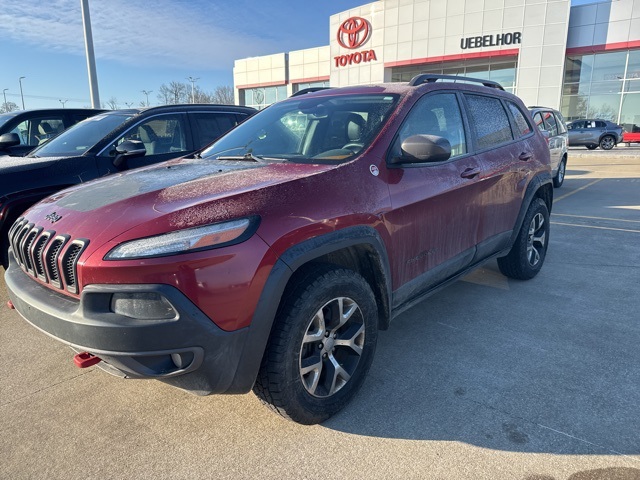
left=337, top=17, right=370, bottom=49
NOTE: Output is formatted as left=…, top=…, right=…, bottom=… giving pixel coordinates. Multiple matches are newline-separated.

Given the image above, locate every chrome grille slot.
left=33, top=232, right=52, bottom=281
left=61, top=240, right=88, bottom=294
left=45, top=236, right=68, bottom=289
left=14, top=222, right=33, bottom=267
left=21, top=227, right=42, bottom=275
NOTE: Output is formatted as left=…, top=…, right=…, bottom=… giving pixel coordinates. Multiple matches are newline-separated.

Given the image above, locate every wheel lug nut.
left=323, top=353, right=328, bottom=358
left=325, top=331, right=330, bottom=337
left=318, top=343, right=323, bottom=349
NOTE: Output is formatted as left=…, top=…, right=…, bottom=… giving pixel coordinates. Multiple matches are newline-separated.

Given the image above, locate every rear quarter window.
left=465, top=94, right=513, bottom=149
left=507, top=102, right=532, bottom=137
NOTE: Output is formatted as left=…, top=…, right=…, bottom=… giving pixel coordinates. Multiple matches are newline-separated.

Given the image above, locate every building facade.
left=233, top=0, right=640, bottom=126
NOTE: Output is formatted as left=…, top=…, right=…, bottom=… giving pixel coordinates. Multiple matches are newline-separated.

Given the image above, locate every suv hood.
left=24, top=156, right=338, bottom=249
left=0, top=154, right=89, bottom=196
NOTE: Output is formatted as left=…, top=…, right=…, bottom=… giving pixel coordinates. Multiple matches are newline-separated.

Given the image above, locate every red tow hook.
left=7, top=300, right=15, bottom=309
left=73, top=352, right=102, bottom=368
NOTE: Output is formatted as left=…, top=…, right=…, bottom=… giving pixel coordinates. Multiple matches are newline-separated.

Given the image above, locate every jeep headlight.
left=105, top=217, right=257, bottom=260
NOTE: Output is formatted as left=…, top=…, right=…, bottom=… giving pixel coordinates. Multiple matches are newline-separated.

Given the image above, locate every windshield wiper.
left=213, top=153, right=283, bottom=162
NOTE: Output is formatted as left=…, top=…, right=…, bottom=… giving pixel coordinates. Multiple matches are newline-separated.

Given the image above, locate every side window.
left=554, top=113, right=567, bottom=134
left=533, top=112, right=545, bottom=131
left=191, top=113, right=238, bottom=149
left=465, top=94, right=513, bottom=149
left=595, top=120, right=606, bottom=128
left=543, top=112, right=559, bottom=137
left=9, top=116, right=65, bottom=146
left=507, top=102, right=532, bottom=137
left=113, top=114, right=187, bottom=156
left=393, top=93, right=467, bottom=159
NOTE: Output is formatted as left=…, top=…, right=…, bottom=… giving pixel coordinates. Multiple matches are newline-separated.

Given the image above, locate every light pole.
left=187, top=76, right=199, bottom=104
left=141, top=90, right=152, bottom=107
left=2, top=89, right=8, bottom=109
left=18, top=77, right=25, bottom=109
left=81, top=0, right=100, bottom=108
left=59, top=99, right=68, bottom=108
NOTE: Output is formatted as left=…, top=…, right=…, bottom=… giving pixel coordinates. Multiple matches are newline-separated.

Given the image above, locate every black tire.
left=254, top=265, right=378, bottom=424
left=599, top=135, right=615, bottom=150
left=553, top=157, right=566, bottom=188
left=586, top=145, right=598, bottom=150
left=498, top=198, right=550, bottom=280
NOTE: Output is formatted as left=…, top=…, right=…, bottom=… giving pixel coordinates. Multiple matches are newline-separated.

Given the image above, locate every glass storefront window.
left=295, top=81, right=330, bottom=92
left=241, top=85, right=288, bottom=110
left=561, top=49, right=640, bottom=123
left=619, top=93, right=640, bottom=129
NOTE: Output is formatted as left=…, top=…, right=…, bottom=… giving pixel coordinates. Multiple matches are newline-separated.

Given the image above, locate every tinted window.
left=595, top=120, right=606, bottom=128
left=190, top=112, right=239, bottom=149
left=9, top=116, right=65, bottom=147
left=533, top=112, right=545, bottom=131
left=507, top=102, right=532, bottom=137
left=110, top=114, right=187, bottom=156
left=394, top=93, right=467, bottom=158
left=466, top=94, right=513, bottom=149
left=30, top=113, right=133, bottom=157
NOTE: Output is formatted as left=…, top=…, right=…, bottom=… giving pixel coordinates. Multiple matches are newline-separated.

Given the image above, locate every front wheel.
left=553, top=157, right=566, bottom=188
left=498, top=198, right=550, bottom=280
left=254, top=265, right=378, bottom=424
left=600, top=135, right=615, bottom=150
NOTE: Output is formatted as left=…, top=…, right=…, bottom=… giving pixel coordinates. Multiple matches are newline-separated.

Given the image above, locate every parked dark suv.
left=5, top=75, right=553, bottom=424
left=0, top=108, right=105, bottom=156
left=0, top=104, right=255, bottom=267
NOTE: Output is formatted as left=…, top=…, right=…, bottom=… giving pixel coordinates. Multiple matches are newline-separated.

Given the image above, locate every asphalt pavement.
left=1, top=146, right=639, bottom=479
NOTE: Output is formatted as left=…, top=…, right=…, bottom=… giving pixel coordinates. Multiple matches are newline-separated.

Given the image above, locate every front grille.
left=9, top=217, right=89, bottom=294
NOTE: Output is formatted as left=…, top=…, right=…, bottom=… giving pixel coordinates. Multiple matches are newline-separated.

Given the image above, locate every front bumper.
left=5, top=255, right=250, bottom=395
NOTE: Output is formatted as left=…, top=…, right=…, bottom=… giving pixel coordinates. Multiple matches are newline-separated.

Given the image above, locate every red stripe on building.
left=290, top=76, right=331, bottom=84
left=236, top=80, right=287, bottom=90
left=384, top=48, right=520, bottom=68
left=566, top=40, right=640, bottom=55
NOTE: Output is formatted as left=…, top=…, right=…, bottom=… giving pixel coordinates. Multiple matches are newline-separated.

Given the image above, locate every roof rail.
left=408, top=74, right=504, bottom=91
left=290, top=87, right=333, bottom=97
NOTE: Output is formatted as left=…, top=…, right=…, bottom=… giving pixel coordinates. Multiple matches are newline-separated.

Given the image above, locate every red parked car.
left=6, top=75, right=553, bottom=424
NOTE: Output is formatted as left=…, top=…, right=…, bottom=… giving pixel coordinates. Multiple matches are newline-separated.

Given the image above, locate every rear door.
left=384, top=92, right=483, bottom=300
left=465, top=94, right=532, bottom=256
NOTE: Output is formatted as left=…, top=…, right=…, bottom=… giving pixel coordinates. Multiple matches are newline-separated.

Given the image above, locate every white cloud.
left=0, top=0, right=282, bottom=69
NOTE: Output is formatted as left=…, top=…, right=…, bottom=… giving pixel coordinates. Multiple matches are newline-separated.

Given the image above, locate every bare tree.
left=1, top=101, right=19, bottom=113
left=105, top=97, right=119, bottom=110
left=157, top=82, right=189, bottom=105
left=211, top=85, right=234, bottom=105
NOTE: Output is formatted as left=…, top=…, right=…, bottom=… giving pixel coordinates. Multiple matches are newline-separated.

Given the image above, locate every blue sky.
left=1, top=0, right=597, bottom=110
left=0, top=0, right=365, bottom=109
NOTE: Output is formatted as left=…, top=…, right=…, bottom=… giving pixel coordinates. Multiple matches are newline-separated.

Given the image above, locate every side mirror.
left=392, top=134, right=452, bottom=164
left=113, top=140, right=146, bottom=168
left=0, top=133, right=20, bottom=150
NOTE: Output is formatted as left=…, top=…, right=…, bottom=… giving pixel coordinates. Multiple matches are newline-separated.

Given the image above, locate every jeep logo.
left=45, top=212, right=62, bottom=223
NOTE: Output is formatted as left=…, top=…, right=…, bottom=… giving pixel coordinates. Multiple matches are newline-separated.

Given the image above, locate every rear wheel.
left=553, top=157, right=566, bottom=188
left=498, top=198, right=550, bottom=280
left=254, top=265, right=378, bottom=424
left=600, top=135, right=615, bottom=150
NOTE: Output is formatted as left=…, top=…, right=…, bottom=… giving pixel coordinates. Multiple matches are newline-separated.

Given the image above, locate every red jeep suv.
left=5, top=75, right=552, bottom=424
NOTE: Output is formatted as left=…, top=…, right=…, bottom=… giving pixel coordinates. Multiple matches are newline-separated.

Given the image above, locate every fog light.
left=110, top=292, right=177, bottom=320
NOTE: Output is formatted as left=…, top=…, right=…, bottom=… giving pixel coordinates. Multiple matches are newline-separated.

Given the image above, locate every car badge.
left=370, top=165, right=379, bottom=177
left=45, top=212, right=62, bottom=224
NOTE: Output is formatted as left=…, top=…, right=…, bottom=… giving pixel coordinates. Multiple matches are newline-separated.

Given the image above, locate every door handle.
left=519, top=152, right=532, bottom=161
left=460, top=167, right=480, bottom=179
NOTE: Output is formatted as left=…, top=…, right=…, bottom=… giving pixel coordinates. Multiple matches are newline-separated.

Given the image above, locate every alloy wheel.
left=299, top=296, right=365, bottom=398
left=526, top=213, right=546, bottom=267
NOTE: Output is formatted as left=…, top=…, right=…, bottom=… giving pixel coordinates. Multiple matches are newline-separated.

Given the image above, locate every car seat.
left=137, top=125, right=157, bottom=155
left=37, top=122, right=55, bottom=145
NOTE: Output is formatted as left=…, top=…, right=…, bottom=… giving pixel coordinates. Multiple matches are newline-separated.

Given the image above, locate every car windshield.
left=29, top=113, right=134, bottom=157
left=200, top=94, right=399, bottom=163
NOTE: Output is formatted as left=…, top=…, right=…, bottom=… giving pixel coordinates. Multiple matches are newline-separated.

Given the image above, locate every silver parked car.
left=566, top=119, right=623, bottom=151
left=530, top=106, right=568, bottom=188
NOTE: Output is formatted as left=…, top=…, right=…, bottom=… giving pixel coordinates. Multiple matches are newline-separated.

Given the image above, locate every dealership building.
left=233, top=0, right=640, bottom=127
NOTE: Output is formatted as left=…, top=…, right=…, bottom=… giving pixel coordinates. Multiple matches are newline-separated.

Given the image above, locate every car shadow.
left=323, top=256, right=640, bottom=455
